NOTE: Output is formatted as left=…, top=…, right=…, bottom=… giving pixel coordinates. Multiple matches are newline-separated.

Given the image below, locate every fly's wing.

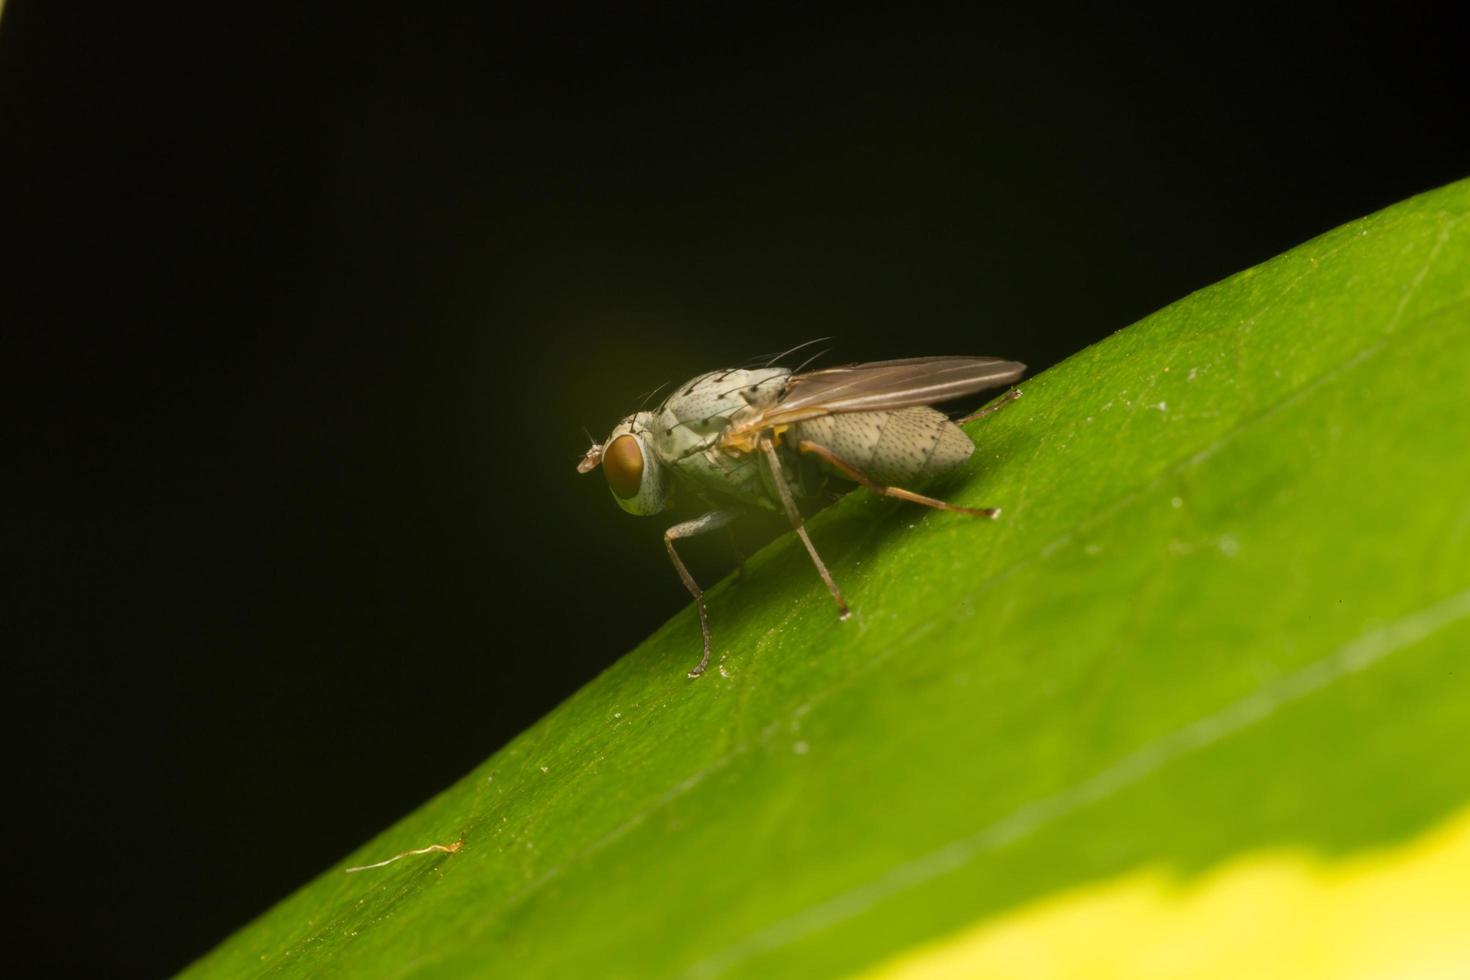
left=752, top=356, right=1025, bottom=429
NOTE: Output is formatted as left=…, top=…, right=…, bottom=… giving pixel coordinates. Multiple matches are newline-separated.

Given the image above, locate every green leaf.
left=187, top=178, right=1470, bottom=978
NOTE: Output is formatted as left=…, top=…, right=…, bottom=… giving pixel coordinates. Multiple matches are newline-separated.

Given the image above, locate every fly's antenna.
left=763, top=337, right=833, bottom=368
left=576, top=427, right=604, bottom=473
left=792, top=346, right=831, bottom=374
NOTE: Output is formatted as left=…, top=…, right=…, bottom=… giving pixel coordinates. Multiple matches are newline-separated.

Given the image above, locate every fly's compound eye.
left=603, top=434, right=644, bottom=499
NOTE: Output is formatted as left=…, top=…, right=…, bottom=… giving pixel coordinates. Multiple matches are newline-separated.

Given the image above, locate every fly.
left=577, top=355, right=1026, bottom=678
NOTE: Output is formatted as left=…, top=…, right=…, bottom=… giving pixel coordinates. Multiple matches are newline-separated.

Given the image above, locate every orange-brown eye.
left=603, top=434, right=644, bottom=499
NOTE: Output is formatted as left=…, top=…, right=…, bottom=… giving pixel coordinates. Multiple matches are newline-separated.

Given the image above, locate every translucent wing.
left=753, top=356, right=1025, bottom=429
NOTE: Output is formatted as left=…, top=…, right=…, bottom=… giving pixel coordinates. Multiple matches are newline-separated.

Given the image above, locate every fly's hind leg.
left=758, top=436, right=850, bottom=620
left=665, top=510, right=736, bottom=678
left=959, top=387, right=1022, bottom=424
left=796, top=440, right=1002, bottom=519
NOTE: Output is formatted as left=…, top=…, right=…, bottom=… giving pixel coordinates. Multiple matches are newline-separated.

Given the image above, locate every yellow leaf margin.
left=862, top=805, right=1470, bottom=980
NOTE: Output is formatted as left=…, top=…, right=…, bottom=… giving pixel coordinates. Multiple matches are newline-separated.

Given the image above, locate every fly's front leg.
left=959, top=387, right=1022, bottom=424
left=758, top=436, right=850, bottom=620
left=797, top=439, right=1002, bottom=518
left=665, top=510, right=737, bottom=678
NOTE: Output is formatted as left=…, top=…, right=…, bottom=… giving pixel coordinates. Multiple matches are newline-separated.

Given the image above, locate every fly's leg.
left=726, top=525, right=748, bottom=579
left=758, top=436, right=851, bottom=620
left=959, top=387, right=1022, bottom=424
left=665, top=511, right=737, bottom=678
left=796, top=439, right=1002, bottom=519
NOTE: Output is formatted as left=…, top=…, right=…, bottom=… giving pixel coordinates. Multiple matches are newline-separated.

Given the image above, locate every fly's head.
left=577, top=411, right=671, bottom=516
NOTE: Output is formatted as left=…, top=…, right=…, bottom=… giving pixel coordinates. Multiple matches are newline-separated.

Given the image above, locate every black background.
left=7, top=3, right=1468, bottom=975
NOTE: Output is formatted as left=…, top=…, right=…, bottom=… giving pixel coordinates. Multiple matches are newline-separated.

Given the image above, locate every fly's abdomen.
left=790, top=406, right=974, bottom=485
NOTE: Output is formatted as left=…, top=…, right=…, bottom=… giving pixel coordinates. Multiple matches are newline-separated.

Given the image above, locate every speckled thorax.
left=648, top=367, right=793, bottom=508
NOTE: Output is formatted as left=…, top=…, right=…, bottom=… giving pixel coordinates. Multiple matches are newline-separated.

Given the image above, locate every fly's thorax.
left=634, top=367, right=790, bottom=511
left=650, top=367, right=790, bottom=462
left=791, top=406, right=974, bottom=486
left=600, top=411, right=671, bottom=516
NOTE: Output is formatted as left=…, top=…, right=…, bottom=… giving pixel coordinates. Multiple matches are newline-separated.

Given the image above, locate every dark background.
left=7, top=3, right=1468, bottom=975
